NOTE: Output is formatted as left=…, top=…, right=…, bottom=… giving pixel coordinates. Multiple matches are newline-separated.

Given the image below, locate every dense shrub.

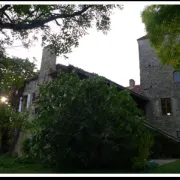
left=0, top=104, right=25, bottom=153
left=21, top=138, right=31, bottom=156
left=149, top=129, right=180, bottom=159
left=25, top=72, right=153, bottom=171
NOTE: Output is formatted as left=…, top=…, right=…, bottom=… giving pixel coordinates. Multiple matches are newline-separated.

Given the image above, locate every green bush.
left=0, top=104, right=25, bottom=154
left=132, top=132, right=154, bottom=170
left=26, top=72, right=153, bottom=171
left=149, top=129, right=180, bottom=159
left=13, top=157, right=35, bottom=164
left=22, top=138, right=31, bottom=155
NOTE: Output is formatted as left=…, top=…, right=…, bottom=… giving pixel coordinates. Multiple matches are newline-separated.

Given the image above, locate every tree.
left=141, top=5, right=180, bottom=71
left=0, top=55, right=34, bottom=154
left=0, top=5, right=123, bottom=56
left=0, top=103, right=26, bottom=154
left=0, top=55, right=37, bottom=107
left=25, top=72, right=153, bottom=171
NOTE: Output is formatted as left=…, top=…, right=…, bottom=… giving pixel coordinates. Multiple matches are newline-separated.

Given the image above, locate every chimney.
left=39, top=45, right=56, bottom=78
left=129, top=79, right=135, bottom=89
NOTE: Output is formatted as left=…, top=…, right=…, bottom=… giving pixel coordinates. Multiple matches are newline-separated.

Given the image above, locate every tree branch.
left=3, top=12, right=12, bottom=23
left=0, top=5, right=93, bottom=31
left=0, top=5, right=11, bottom=17
left=0, top=5, right=11, bottom=12
left=54, top=19, right=61, bottom=26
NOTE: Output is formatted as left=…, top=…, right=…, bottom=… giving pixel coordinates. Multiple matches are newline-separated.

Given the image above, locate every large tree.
left=0, top=55, right=37, bottom=107
left=141, top=5, right=180, bottom=71
left=0, top=4, right=123, bottom=56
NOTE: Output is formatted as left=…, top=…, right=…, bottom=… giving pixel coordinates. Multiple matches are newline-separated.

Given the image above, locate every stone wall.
left=138, top=38, right=180, bottom=138
left=39, top=45, right=56, bottom=78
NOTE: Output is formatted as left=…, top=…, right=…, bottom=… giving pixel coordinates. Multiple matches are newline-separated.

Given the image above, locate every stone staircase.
left=144, top=121, right=180, bottom=142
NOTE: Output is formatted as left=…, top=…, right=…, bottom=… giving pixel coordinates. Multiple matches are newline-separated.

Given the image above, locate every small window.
left=161, top=98, right=172, bottom=116
left=177, top=131, right=180, bottom=138
left=173, top=71, right=180, bottom=82
left=22, top=95, right=28, bottom=110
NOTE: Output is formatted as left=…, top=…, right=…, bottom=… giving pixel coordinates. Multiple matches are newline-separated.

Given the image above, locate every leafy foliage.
left=0, top=55, right=37, bottom=106
left=132, top=132, right=154, bottom=170
left=0, top=103, right=26, bottom=153
left=0, top=5, right=123, bottom=56
left=141, top=5, right=180, bottom=71
left=22, top=138, right=31, bottom=156
left=0, top=156, right=55, bottom=173
left=25, top=72, right=153, bottom=170
left=0, top=55, right=32, bottom=153
left=148, top=127, right=180, bottom=159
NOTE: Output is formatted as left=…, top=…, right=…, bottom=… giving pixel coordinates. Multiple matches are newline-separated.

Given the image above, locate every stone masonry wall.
left=138, top=38, right=180, bottom=138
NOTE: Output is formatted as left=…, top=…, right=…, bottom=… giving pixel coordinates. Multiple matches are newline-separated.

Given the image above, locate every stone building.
left=18, top=45, right=149, bottom=115
left=138, top=35, right=180, bottom=138
left=15, top=32, right=180, bottom=155
left=15, top=35, right=180, bottom=155
left=14, top=44, right=151, bottom=156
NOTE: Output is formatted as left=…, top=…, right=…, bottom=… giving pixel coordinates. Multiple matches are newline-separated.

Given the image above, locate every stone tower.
left=39, top=45, right=56, bottom=78
left=137, top=35, right=180, bottom=138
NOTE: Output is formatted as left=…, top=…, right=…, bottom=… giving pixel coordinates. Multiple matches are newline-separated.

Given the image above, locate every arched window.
left=173, top=71, right=180, bottom=82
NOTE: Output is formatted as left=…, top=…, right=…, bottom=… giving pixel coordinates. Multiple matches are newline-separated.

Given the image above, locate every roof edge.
left=24, top=63, right=149, bottom=101
left=137, top=35, right=148, bottom=41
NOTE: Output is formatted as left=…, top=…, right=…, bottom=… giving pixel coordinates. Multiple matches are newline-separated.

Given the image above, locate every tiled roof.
left=132, top=85, right=141, bottom=94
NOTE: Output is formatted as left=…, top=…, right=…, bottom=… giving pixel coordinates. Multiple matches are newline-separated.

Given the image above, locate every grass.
left=5, top=155, right=180, bottom=174
left=152, top=160, right=180, bottom=173
left=0, top=156, right=132, bottom=174
left=59, top=168, right=131, bottom=174
left=0, top=156, right=56, bottom=174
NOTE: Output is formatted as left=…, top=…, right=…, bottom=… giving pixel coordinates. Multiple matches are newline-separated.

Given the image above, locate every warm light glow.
left=1, top=97, right=7, bottom=103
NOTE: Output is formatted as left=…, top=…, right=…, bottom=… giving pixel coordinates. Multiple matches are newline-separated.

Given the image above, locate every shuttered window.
left=18, top=97, right=23, bottom=112
left=27, top=94, right=31, bottom=109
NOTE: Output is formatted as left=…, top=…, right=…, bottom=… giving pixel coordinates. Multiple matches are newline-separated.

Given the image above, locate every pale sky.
left=5, top=2, right=150, bottom=87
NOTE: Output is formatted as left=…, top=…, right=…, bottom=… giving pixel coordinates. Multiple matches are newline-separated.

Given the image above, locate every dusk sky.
left=5, top=2, right=153, bottom=87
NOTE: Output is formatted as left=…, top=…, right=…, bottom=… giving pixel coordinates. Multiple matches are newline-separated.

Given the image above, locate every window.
left=18, top=97, right=23, bottom=112
left=177, top=131, right=180, bottom=138
left=27, top=94, right=31, bottom=109
left=22, top=95, right=28, bottom=110
left=173, top=71, right=180, bottom=82
left=161, top=98, right=172, bottom=116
